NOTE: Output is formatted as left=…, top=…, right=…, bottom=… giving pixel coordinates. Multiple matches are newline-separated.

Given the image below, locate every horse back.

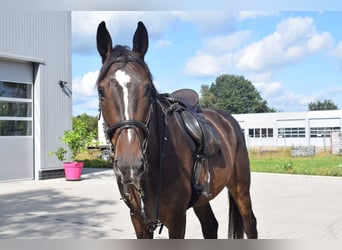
left=202, top=108, right=245, bottom=150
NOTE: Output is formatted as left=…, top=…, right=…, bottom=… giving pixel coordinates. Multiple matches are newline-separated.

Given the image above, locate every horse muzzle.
left=114, top=158, right=145, bottom=185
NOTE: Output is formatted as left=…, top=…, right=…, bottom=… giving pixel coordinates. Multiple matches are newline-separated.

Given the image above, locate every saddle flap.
left=180, top=110, right=202, bottom=145
left=180, top=110, right=221, bottom=157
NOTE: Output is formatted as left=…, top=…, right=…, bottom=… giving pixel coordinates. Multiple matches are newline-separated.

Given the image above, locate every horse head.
left=96, top=21, right=155, bottom=187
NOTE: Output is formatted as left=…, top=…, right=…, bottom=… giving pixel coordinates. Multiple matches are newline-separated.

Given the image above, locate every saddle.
left=171, top=89, right=221, bottom=157
left=169, top=89, right=221, bottom=203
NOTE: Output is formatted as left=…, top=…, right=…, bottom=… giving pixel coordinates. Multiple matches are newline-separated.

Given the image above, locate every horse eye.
left=98, top=88, right=105, bottom=99
left=145, top=84, right=152, bottom=96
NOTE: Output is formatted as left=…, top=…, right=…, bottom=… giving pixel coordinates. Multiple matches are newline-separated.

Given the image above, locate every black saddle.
left=171, top=89, right=203, bottom=113
left=171, top=89, right=221, bottom=157
left=169, top=89, right=221, bottom=202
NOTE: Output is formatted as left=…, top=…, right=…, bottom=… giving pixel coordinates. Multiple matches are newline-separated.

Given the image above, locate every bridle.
left=97, top=59, right=164, bottom=232
left=97, top=55, right=154, bottom=179
left=101, top=101, right=153, bottom=181
left=100, top=95, right=164, bottom=232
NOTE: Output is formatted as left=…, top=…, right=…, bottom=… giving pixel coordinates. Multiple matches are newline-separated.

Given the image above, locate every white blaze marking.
left=115, top=69, right=132, bottom=142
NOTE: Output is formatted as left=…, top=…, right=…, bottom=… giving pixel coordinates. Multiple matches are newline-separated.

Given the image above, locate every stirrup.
left=202, top=169, right=211, bottom=197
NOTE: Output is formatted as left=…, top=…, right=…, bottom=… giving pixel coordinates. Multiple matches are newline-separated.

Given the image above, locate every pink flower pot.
left=63, top=162, right=84, bottom=181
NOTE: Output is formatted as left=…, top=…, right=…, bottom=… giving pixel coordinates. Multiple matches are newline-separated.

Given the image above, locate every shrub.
left=78, top=159, right=112, bottom=168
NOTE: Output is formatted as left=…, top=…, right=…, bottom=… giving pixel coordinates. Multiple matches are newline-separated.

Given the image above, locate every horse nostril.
left=138, top=158, right=145, bottom=171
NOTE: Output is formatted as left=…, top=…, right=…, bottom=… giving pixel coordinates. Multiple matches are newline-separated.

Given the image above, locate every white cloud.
left=251, top=79, right=315, bottom=111
left=272, top=91, right=315, bottom=112
left=205, top=31, right=252, bottom=54
left=73, top=99, right=100, bottom=116
left=172, top=11, right=236, bottom=34
left=335, top=42, right=342, bottom=59
left=72, top=11, right=177, bottom=54
left=307, top=32, right=333, bottom=52
left=237, top=16, right=334, bottom=72
left=253, top=81, right=283, bottom=97
left=184, top=16, right=334, bottom=78
left=184, top=53, right=231, bottom=77
left=72, top=70, right=100, bottom=116
left=238, top=11, right=277, bottom=20
left=253, top=81, right=342, bottom=112
left=332, top=41, right=342, bottom=70
left=72, top=70, right=99, bottom=100
left=155, top=39, right=173, bottom=48
left=183, top=31, right=251, bottom=77
left=247, top=72, right=273, bottom=82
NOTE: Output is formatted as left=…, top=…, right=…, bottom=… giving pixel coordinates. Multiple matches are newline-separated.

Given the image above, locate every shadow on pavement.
left=0, top=170, right=121, bottom=238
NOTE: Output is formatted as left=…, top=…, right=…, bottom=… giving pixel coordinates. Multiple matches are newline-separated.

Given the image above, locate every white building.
left=233, top=110, right=342, bottom=150
left=98, top=108, right=342, bottom=153
left=0, top=11, right=72, bottom=181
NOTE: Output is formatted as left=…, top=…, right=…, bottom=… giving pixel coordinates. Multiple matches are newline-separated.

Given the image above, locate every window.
left=261, top=128, right=267, bottom=137
left=249, top=128, right=273, bottom=138
left=0, top=81, right=32, bottom=136
left=278, top=127, right=305, bottom=138
left=249, top=129, right=254, bottom=137
left=310, top=127, right=340, bottom=138
left=255, top=128, right=260, bottom=138
left=0, top=81, right=32, bottom=99
left=0, top=102, right=32, bottom=117
left=0, top=120, right=32, bottom=136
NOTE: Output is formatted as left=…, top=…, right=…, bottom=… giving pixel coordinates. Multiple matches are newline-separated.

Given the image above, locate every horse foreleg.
left=166, top=213, right=186, bottom=239
left=130, top=215, right=154, bottom=239
left=193, top=203, right=218, bottom=239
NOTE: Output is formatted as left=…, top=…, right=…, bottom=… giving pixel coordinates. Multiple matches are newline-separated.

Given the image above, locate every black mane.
left=97, top=45, right=154, bottom=87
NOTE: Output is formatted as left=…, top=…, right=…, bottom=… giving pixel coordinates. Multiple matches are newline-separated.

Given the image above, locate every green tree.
left=308, top=99, right=338, bottom=111
left=49, top=119, right=96, bottom=161
left=200, top=74, right=276, bottom=114
left=73, top=113, right=98, bottom=139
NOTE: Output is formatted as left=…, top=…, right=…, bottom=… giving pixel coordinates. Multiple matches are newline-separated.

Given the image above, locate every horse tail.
left=228, top=191, right=244, bottom=239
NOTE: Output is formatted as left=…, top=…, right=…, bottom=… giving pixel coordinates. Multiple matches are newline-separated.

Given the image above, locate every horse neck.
left=145, top=97, right=165, bottom=170
left=145, top=95, right=175, bottom=165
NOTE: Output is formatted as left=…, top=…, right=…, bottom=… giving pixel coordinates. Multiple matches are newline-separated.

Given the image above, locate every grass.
left=249, top=148, right=342, bottom=176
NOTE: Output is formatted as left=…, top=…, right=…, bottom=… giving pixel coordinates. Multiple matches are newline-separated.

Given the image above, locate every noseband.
left=106, top=120, right=149, bottom=141
left=102, top=102, right=153, bottom=168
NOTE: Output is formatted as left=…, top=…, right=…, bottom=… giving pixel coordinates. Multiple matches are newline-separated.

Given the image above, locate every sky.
left=72, top=11, right=342, bottom=116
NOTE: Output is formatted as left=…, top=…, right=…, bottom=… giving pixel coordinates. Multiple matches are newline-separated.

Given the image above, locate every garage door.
left=0, top=60, right=33, bottom=181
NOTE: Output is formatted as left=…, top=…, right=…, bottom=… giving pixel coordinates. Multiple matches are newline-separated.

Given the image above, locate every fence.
left=331, top=131, right=342, bottom=155
left=291, top=146, right=316, bottom=157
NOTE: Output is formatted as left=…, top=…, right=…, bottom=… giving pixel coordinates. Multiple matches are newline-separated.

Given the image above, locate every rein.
left=100, top=94, right=176, bottom=233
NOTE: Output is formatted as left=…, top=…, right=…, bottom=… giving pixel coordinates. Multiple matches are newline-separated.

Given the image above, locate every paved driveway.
left=1, top=169, right=342, bottom=239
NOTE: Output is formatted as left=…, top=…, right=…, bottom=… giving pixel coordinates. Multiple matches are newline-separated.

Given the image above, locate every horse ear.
left=97, top=21, right=113, bottom=63
left=133, top=21, right=148, bottom=58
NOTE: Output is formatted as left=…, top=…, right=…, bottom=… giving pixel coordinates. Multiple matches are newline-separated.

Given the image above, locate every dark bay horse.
left=96, top=21, right=257, bottom=239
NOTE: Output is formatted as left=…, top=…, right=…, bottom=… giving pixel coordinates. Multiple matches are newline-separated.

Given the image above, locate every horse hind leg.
left=193, top=203, right=219, bottom=239
left=228, top=191, right=244, bottom=239
left=228, top=189, right=257, bottom=239
left=227, top=141, right=258, bottom=238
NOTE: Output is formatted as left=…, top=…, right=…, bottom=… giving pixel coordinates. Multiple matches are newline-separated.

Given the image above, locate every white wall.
left=233, top=110, right=342, bottom=149
left=0, top=11, right=72, bottom=180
